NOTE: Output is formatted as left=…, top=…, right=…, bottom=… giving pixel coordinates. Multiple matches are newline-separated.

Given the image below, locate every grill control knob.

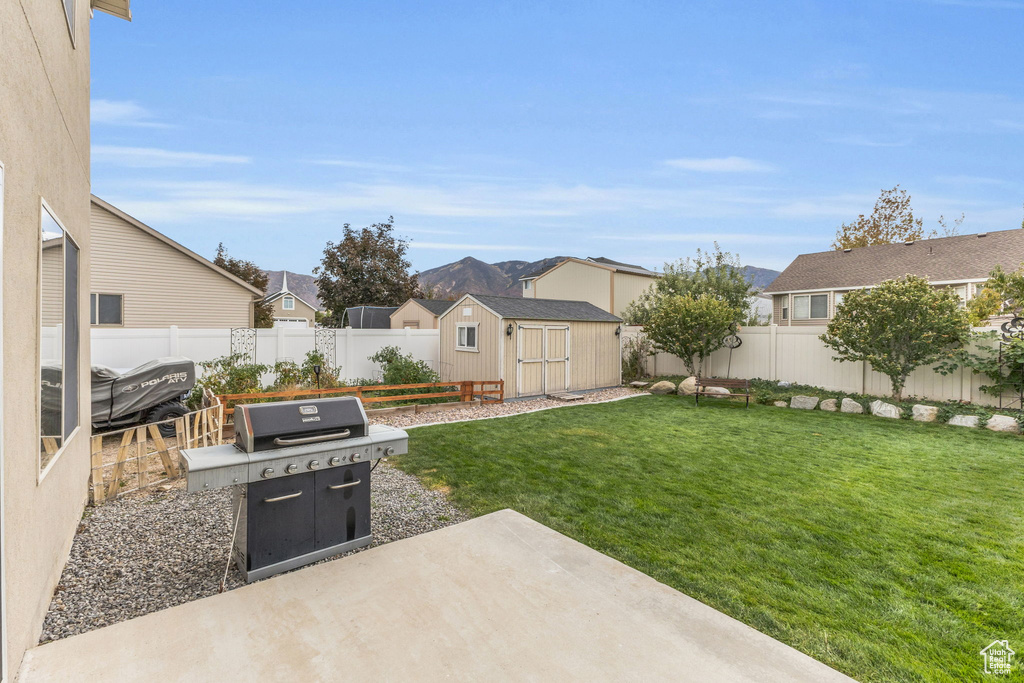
left=261, top=468, right=275, bottom=479
left=383, top=447, right=395, bottom=457
left=285, top=463, right=298, bottom=474
left=329, top=456, right=341, bottom=466
left=307, top=460, right=320, bottom=470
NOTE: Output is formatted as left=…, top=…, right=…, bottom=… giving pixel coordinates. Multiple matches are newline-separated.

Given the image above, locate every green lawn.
left=394, top=395, right=1024, bottom=682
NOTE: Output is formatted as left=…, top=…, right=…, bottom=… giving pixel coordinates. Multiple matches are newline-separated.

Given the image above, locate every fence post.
left=768, top=325, right=778, bottom=381
left=344, top=328, right=354, bottom=381
left=90, top=435, right=105, bottom=505
left=276, top=324, right=286, bottom=362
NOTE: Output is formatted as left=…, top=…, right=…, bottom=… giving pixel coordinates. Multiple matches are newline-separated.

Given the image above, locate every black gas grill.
left=181, top=397, right=408, bottom=582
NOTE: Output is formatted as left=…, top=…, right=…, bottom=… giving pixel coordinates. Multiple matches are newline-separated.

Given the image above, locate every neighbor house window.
left=40, top=203, right=80, bottom=473
left=283, top=295, right=295, bottom=310
left=781, top=300, right=789, bottom=321
left=793, top=294, right=828, bottom=320
left=523, top=280, right=532, bottom=291
left=456, top=323, right=479, bottom=351
left=954, top=285, right=968, bottom=308
left=834, top=292, right=845, bottom=312
left=90, top=293, right=123, bottom=325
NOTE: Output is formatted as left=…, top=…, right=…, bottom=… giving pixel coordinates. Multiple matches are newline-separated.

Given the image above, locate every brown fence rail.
left=217, top=380, right=504, bottom=415
left=89, top=400, right=225, bottom=505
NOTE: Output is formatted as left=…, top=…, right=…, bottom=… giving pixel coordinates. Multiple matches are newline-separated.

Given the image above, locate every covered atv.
left=92, top=357, right=196, bottom=436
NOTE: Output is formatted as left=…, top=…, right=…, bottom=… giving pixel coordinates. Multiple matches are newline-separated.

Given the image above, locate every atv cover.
left=91, top=357, right=196, bottom=424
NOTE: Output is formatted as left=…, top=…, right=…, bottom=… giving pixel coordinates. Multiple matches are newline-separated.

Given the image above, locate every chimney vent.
left=904, top=240, right=915, bottom=246
left=843, top=248, right=852, bottom=253
left=978, top=233, right=988, bottom=237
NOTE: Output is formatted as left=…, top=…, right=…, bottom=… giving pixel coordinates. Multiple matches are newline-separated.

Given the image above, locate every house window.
left=834, top=292, right=845, bottom=312
left=62, top=0, right=76, bottom=43
left=456, top=323, right=479, bottom=351
left=40, top=202, right=80, bottom=473
left=954, top=285, right=968, bottom=308
left=90, top=293, right=123, bottom=325
left=283, top=295, right=295, bottom=310
left=781, top=300, right=788, bottom=321
left=793, top=294, right=829, bottom=320
left=523, top=280, right=532, bottom=291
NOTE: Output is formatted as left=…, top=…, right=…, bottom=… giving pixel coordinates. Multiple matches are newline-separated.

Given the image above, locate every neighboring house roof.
left=264, top=271, right=320, bottom=311
left=91, top=0, right=132, bottom=20
left=452, top=294, right=622, bottom=322
left=89, top=196, right=263, bottom=296
left=520, top=256, right=658, bottom=281
left=764, top=229, right=1024, bottom=294
left=404, top=298, right=456, bottom=316
left=345, top=306, right=399, bottom=328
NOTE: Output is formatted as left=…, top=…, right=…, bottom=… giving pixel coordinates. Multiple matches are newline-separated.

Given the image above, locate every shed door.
left=517, top=325, right=544, bottom=397
left=544, top=326, right=569, bottom=393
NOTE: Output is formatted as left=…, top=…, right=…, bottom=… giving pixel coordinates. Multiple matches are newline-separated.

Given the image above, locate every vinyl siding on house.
left=532, top=260, right=612, bottom=313
left=90, top=202, right=256, bottom=328
left=390, top=300, right=440, bottom=329
left=612, top=271, right=655, bottom=317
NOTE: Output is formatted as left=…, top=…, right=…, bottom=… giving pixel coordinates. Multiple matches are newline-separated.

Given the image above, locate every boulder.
left=648, top=380, right=677, bottom=395
left=677, top=376, right=698, bottom=395
left=773, top=401, right=787, bottom=408
left=819, top=398, right=838, bottom=412
left=948, top=414, right=979, bottom=428
left=911, top=405, right=939, bottom=422
left=986, top=414, right=1020, bottom=434
left=790, top=395, right=819, bottom=410
left=629, top=381, right=649, bottom=388
left=870, top=400, right=901, bottom=419
left=840, top=398, right=864, bottom=414
left=702, top=386, right=731, bottom=397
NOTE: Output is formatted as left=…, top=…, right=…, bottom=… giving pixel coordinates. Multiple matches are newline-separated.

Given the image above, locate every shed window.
left=90, top=293, right=123, bottom=325
left=456, top=323, right=478, bottom=351
left=283, top=296, right=295, bottom=310
left=523, top=280, right=532, bottom=291
left=793, top=294, right=828, bottom=320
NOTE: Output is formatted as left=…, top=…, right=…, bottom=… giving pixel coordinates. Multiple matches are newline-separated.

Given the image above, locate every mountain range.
left=417, top=257, right=780, bottom=299
left=265, top=259, right=781, bottom=305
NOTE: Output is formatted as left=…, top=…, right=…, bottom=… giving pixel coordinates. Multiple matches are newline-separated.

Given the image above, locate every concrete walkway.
left=21, top=510, right=854, bottom=682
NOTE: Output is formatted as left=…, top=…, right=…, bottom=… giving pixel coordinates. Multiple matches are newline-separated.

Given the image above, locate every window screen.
left=810, top=294, right=828, bottom=319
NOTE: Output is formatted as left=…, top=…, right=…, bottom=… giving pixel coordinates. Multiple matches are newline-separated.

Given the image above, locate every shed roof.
left=456, top=294, right=622, bottom=322
left=403, top=298, right=456, bottom=316
left=764, top=228, right=1024, bottom=293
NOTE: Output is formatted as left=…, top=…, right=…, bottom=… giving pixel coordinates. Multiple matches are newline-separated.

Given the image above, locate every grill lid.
left=235, top=396, right=369, bottom=453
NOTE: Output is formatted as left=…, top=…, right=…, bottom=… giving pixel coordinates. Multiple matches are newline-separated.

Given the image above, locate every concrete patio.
left=20, top=510, right=853, bottom=682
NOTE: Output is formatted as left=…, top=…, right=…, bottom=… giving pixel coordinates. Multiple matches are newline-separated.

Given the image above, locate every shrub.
left=269, top=350, right=343, bottom=391
left=189, top=353, right=269, bottom=409
left=621, top=333, right=654, bottom=383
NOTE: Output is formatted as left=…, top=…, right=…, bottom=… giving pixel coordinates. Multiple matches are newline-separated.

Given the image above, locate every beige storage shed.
left=390, top=298, right=453, bottom=329
left=439, top=294, right=622, bottom=398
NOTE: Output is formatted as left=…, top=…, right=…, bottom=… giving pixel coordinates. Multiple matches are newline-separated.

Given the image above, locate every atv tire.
left=147, top=401, right=188, bottom=438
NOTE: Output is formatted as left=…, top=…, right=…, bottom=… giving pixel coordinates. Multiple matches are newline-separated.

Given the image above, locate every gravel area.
left=40, top=463, right=466, bottom=643
left=41, top=387, right=642, bottom=643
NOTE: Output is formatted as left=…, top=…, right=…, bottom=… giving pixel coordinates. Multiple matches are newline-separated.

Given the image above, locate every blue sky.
left=90, top=0, right=1024, bottom=274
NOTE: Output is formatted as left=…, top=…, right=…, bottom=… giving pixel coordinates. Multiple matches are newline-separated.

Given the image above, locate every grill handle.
left=328, top=479, right=362, bottom=490
left=263, top=491, right=302, bottom=503
left=273, top=429, right=351, bottom=447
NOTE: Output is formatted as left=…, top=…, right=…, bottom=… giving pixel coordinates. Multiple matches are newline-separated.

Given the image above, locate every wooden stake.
left=90, top=435, right=105, bottom=505
left=107, top=429, right=135, bottom=498
left=148, top=424, right=178, bottom=478
left=136, top=426, right=148, bottom=490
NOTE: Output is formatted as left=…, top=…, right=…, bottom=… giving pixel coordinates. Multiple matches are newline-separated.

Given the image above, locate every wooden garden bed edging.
left=217, top=380, right=503, bottom=415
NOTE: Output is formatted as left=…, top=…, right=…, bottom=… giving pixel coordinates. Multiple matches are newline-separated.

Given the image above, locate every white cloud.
left=663, top=156, right=776, bottom=173
left=827, top=135, right=911, bottom=148
left=309, top=159, right=412, bottom=172
left=90, top=99, right=169, bottom=128
left=593, top=232, right=810, bottom=245
left=92, top=146, right=251, bottom=168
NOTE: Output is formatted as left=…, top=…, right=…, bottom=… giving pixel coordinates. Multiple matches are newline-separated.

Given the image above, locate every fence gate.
left=315, top=328, right=337, bottom=369
left=230, top=327, right=257, bottom=364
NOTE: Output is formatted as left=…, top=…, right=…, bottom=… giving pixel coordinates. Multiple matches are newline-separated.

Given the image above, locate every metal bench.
left=694, top=377, right=750, bottom=408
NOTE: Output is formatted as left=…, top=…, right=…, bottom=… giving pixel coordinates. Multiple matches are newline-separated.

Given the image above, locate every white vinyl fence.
left=52, top=327, right=440, bottom=383
left=625, top=325, right=1008, bottom=406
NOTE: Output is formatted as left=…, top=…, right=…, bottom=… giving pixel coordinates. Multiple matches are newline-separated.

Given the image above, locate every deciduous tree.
left=645, top=294, right=738, bottom=377
left=624, top=244, right=753, bottom=326
left=831, top=186, right=963, bottom=250
left=965, top=263, right=1024, bottom=325
left=214, top=243, right=273, bottom=328
left=315, top=217, right=424, bottom=327
left=820, top=276, right=970, bottom=401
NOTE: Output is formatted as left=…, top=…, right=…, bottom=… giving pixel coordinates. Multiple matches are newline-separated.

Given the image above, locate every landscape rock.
left=701, top=386, right=731, bottom=397
left=911, top=405, right=939, bottom=422
left=790, top=395, right=819, bottom=410
left=985, top=414, right=1020, bottom=433
left=948, top=414, right=979, bottom=428
left=819, top=398, right=838, bottom=412
left=773, top=401, right=787, bottom=408
left=677, top=376, right=697, bottom=395
left=649, top=380, right=677, bottom=395
left=629, top=381, right=649, bottom=388
left=840, top=398, right=864, bottom=414
left=870, top=400, right=901, bottom=419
